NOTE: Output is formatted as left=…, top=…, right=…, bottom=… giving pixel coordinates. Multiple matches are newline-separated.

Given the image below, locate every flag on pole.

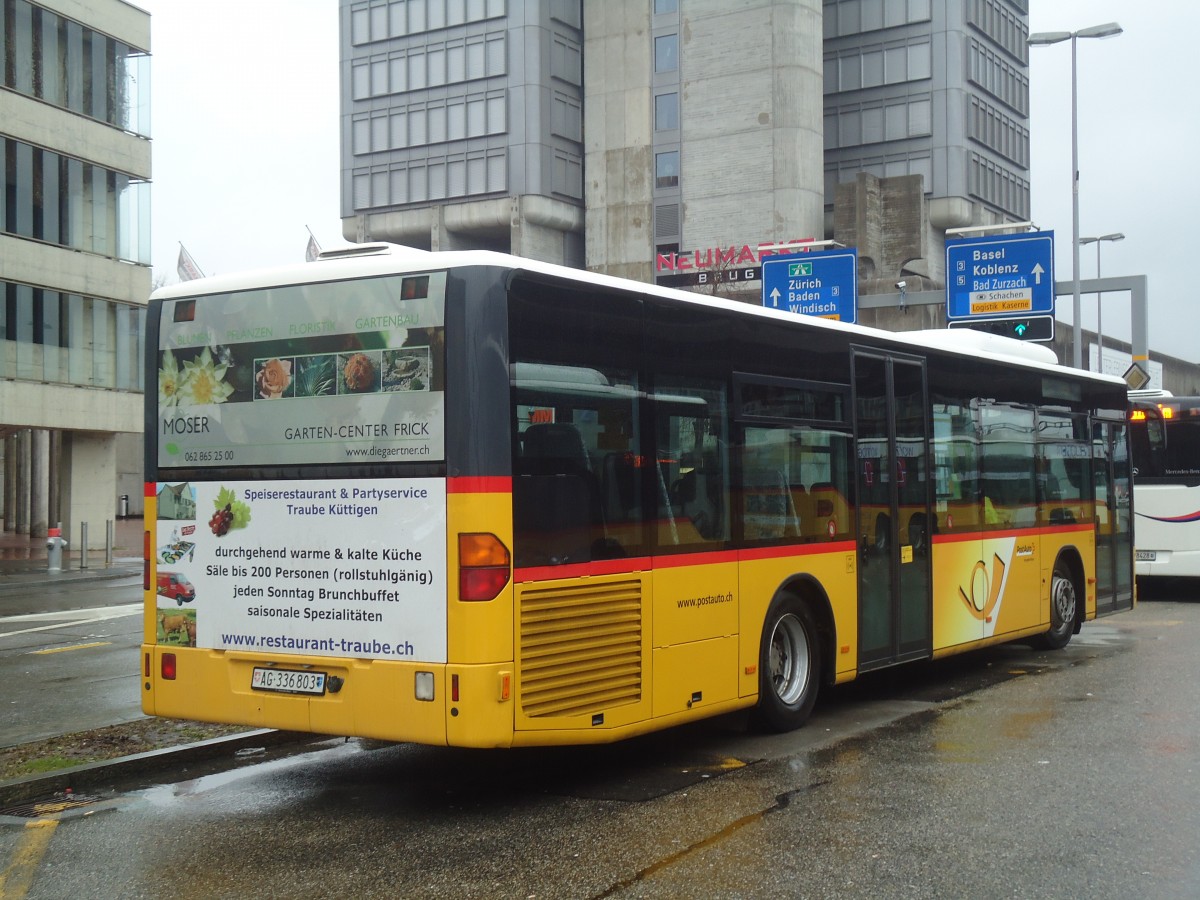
left=177, top=243, right=204, bottom=282
left=305, top=232, right=322, bottom=263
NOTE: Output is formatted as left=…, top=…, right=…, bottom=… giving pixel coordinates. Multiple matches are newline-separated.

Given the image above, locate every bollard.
left=106, top=519, right=114, bottom=567
left=46, top=526, right=67, bottom=573
left=79, top=521, right=88, bottom=569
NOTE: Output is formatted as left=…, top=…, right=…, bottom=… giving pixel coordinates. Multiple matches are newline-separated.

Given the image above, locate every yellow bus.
left=141, top=244, right=1133, bottom=746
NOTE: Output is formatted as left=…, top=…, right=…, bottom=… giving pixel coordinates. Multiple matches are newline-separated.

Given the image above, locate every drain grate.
left=1, top=791, right=104, bottom=819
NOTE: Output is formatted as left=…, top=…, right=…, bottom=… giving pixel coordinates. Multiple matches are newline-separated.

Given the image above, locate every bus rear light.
left=499, top=672, right=511, bottom=702
left=460, top=567, right=511, bottom=602
left=459, top=532, right=509, bottom=567
left=451, top=674, right=460, bottom=702
left=415, top=671, right=435, bottom=701
left=458, top=533, right=510, bottom=601
left=161, top=653, right=177, bottom=680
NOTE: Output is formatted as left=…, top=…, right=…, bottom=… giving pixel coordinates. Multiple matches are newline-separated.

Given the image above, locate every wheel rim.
left=769, top=613, right=811, bottom=705
left=1051, top=573, right=1076, bottom=632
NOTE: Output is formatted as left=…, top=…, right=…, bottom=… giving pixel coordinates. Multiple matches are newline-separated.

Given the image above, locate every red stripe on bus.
left=932, top=523, right=1094, bottom=544
left=144, top=482, right=156, bottom=497
left=515, top=541, right=859, bottom=581
left=447, top=476, right=512, bottom=494
left=738, top=541, right=857, bottom=562
left=516, top=557, right=653, bottom=581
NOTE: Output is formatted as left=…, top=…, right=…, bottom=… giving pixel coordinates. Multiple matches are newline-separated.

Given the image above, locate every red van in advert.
left=157, top=571, right=196, bottom=605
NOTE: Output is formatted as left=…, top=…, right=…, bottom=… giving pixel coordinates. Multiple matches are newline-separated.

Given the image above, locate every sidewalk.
left=0, top=517, right=320, bottom=806
left=0, top=516, right=143, bottom=589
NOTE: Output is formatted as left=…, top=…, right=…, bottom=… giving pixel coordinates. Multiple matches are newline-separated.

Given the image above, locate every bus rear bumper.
left=1135, top=548, right=1200, bottom=579
left=140, top=647, right=520, bottom=748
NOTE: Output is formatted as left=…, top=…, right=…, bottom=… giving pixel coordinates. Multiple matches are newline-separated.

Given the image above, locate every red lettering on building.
left=656, top=238, right=815, bottom=272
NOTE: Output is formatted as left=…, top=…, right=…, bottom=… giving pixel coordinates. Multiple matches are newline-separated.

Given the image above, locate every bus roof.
left=150, top=242, right=1124, bottom=388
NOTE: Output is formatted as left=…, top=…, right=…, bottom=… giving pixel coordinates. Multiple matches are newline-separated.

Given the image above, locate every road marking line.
left=31, top=641, right=113, bottom=655
left=0, top=818, right=58, bottom=899
left=2, top=603, right=141, bottom=624
left=0, top=604, right=141, bottom=639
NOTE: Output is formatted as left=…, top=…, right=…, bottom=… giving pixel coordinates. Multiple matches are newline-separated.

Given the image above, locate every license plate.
left=251, top=667, right=326, bottom=695
left=1135, top=550, right=1156, bottom=561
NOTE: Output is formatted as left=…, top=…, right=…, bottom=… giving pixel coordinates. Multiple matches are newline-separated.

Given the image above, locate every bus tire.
left=752, top=593, right=821, bottom=732
left=1033, top=561, right=1076, bottom=650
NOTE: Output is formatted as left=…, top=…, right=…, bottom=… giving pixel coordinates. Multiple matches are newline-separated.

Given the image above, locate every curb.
left=0, top=729, right=327, bottom=808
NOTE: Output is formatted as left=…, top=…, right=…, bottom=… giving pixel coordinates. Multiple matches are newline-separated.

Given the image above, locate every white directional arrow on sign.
left=769, top=288, right=781, bottom=303
left=1031, top=263, right=1044, bottom=284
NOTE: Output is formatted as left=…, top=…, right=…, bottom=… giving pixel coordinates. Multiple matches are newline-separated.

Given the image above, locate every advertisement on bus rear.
left=155, top=273, right=445, bottom=468
left=153, top=477, right=447, bottom=662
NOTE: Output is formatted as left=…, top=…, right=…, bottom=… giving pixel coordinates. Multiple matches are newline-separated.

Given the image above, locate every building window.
left=655, top=92, right=679, bottom=131
left=654, top=0, right=678, bottom=13
left=1, top=2, right=150, bottom=136
left=2, top=280, right=145, bottom=391
left=654, top=34, right=678, bottom=73
left=551, top=37, right=581, bottom=83
left=655, top=151, right=680, bottom=189
left=2, top=138, right=148, bottom=265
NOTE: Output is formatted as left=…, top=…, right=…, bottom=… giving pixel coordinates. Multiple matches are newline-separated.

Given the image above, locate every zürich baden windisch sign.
left=945, top=231, right=1055, bottom=321
left=761, top=248, right=858, bottom=324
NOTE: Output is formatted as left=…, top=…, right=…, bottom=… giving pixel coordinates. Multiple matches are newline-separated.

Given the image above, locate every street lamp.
left=1028, top=22, right=1123, bottom=369
left=1079, top=232, right=1124, bottom=373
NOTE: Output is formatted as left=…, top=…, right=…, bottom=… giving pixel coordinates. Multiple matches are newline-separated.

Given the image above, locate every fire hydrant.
left=46, top=527, right=68, bottom=573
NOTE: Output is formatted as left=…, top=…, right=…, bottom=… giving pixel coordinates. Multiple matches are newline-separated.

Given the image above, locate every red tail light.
left=161, top=653, right=177, bottom=680
left=458, top=533, right=510, bottom=601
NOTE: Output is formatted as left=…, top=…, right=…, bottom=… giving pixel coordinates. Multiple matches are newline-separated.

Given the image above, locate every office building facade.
left=338, top=0, right=1029, bottom=293
left=340, top=0, right=586, bottom=265
left=1, top=0, right=151, bottom=545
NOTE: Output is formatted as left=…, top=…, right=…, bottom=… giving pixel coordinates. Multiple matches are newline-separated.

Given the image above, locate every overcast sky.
left=138, top=1, right=1200, bottom=362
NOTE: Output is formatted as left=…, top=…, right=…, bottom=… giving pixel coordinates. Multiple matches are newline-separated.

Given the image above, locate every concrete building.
left=0, top=0, right=151, bottom=548
left=587, top=0, right=825, bottom=284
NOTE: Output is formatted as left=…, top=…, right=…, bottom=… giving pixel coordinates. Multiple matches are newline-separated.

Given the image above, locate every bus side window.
left=654, top=377, right=730, bottom=548
left=742, top=464, right=801, bottom=540
left=514, top=422, right=604, bottom=566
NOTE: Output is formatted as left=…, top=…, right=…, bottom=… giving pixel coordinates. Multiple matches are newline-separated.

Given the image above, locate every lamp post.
left=1028, top=22, right=1123, bottom=369
left=1079, top=232, right=1124, bottom=373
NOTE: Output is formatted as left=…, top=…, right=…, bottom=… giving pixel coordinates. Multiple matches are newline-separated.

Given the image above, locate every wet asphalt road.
left=2, top=596, right=1198, bottom=899
left=0, top=576, right=144, bottom=745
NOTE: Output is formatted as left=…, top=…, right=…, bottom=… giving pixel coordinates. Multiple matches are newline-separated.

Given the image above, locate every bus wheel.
left=752, top=594, right=820, bottom=732
left=1034, top=562, right=1076, bottom=650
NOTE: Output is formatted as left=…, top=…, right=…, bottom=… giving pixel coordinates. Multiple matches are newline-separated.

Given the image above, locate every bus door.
left=1093, top=419, right=1134, bottom=613
left=853, top=351, right=932, bottom=670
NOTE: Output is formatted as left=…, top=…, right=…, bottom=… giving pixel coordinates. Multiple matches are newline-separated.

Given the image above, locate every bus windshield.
left=1130, top=399, right=1200, bottom=483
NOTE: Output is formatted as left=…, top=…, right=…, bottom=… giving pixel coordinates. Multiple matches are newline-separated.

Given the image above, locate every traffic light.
left=947, top=316, right=1054, bottom=342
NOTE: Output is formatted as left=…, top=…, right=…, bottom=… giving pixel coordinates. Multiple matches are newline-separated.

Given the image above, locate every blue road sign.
left=946, top=231, right=1055, bottom=320
left=761, top=249, right=858, bottom=323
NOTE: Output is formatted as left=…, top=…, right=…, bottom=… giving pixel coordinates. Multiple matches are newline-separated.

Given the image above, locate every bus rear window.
left=154, top=273, right=447, bottom=469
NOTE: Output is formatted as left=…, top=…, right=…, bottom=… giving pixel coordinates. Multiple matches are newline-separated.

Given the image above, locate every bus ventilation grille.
left=519, top=579, right=642, bottom=718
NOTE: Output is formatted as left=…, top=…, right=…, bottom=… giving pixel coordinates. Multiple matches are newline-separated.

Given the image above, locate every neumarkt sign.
left=945, top=231, right=1055, bottom=320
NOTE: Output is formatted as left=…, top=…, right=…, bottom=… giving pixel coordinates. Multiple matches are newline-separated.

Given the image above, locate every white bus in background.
left=1128, top=391, right=1200, bottom=581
